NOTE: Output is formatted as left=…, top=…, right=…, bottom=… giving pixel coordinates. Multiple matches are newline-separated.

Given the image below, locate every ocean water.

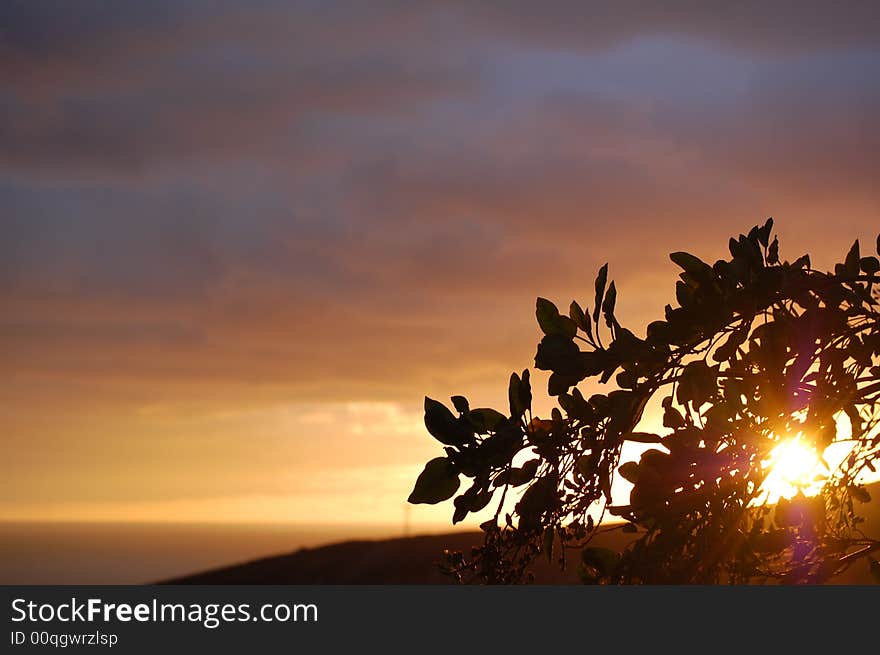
left=0, top=522, right=410, bottom=584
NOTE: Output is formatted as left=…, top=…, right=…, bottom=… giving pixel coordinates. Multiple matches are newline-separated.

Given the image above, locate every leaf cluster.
left=410, top=220, right=880, bottom=584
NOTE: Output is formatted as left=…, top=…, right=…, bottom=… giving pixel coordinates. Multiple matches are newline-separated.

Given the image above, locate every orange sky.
left=1, top=2, right=879, bottom=530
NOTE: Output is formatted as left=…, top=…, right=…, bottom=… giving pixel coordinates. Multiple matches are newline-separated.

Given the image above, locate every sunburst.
left=759, top=437, right=825, bottom=503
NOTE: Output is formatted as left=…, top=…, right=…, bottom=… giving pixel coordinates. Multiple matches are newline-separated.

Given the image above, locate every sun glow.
left=760, top=437, right=825, bottom=503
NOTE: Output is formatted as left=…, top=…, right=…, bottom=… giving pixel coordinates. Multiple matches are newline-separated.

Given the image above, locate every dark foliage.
left=409, top=220, right=880, bottom=584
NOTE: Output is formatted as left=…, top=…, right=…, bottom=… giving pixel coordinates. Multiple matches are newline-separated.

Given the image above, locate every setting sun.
left=760, top=438, right=825, bottom=503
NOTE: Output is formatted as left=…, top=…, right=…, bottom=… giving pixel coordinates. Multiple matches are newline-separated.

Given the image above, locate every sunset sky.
left=2, top=2, right=879, bottom=530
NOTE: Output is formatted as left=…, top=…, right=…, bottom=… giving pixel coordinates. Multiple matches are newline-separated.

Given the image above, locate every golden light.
left=759, top=437, right=825, bottom=503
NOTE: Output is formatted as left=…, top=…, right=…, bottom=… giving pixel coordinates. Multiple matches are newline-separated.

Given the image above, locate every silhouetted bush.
left=409, top=219, right=880, bottom=583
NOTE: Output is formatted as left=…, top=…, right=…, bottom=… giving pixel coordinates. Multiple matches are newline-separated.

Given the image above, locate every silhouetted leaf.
left=662, top=396, right=686, bottom=429
left=860, top=256, right=879, bottom=275
left=534, top=334, right=581, bottom=373
left=757, top=217, right=773, bottom=247
left=581, top=349, right=610, bottom=378
left=508, top=370, right=531, bottom=419
left=558, top=388, right=594, bottom=421
left=675, top=280, right=695, bottom=308
left=548, top=372, right=577, bottom=396
left=575, top=455, right=593, bottom=479
left=713, top=323, right=749, bottom=362
left=602, top=281, right=617, bottom=327
left=454, top=485, right=494, bottom=518
left=593, top=263, right=608, bottom=323
left=569, top=300, right=592, bottom=339
left=516, top=476, right=557, bottom=532
left=845, top=240, right=860, bottom=277
left=767, top=237, right=779, bottom=265
left=624, top=432, right=663, bottom=443
left=748, top=224, right=761, bottom=244
left=495, top=459, right=540, bottom=487
left=424, top=397, right=472, bottom=445
left=792, top=254, right=810, bottom=269
left=467, top=408, right=507, bottom=433
left=450, top=395, right=469, bottom=414
left=536, top=297, right=577, bottom=338
left=607, top=389, right=648, bottom=441
left=408, top=458, right=460, bottom=504
left=676, top=360, right=716, bottom=408
left=646, top=320, right=672, bottom=344
left=670, top=251, right=713, bottom=279
left=618, top=461, right=640, bottom=483
left=615, top=369, right=638, bottom=389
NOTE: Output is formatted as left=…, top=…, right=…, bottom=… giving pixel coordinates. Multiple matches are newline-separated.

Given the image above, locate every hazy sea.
left=0, top=522, right=411, bottom=584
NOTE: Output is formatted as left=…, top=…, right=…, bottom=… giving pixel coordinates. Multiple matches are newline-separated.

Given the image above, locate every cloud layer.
left=1, top=2, right=878, bottom=522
